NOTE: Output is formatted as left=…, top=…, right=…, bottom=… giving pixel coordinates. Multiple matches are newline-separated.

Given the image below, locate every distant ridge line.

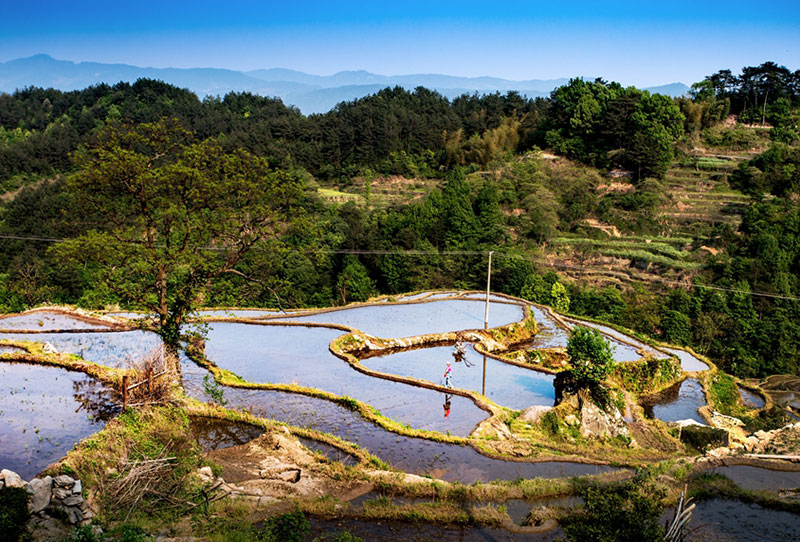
left=0, top=54, right=690, bottom=114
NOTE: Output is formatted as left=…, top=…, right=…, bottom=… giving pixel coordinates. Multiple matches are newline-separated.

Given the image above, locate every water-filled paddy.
left=306, top=518, right=565, bottom=542
left=707, top=465, right=800, bottom=491
left=0, top=330, right=162, bottom=368
left=642, top=378, right=706, bottom=423
left=738, top=386, right=766, bottom=409
left=564, top=318, right=669, bottom=360
left=190, top=417, right=265, bottom=452
left=204, top=323, right=488, bottom=436
left=361, top=345, right=555, bottom=410
left=0, top=310, right=111, bottom=331
left=662, top=347, right=709, bottom=372
left=527, top=306, right=569, bottom=349
left=269, top=298, right=524, bottom=337
left=181, top=357, right=615, bottom=483
left=0, top=362, right=117, bottom=479
left=0, top=344, right=27, bottom=354
left=686, top=499, right=800, bottom=541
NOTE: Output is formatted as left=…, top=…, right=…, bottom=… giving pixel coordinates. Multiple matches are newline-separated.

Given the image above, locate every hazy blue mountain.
left=643, top=82, right=690, bottom=97
left=0, top=54, right=687, bottom=114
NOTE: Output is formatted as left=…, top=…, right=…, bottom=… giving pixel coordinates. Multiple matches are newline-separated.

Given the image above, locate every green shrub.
left=0, top=487, right=30, bottom=542
left=562, top=479, right=666, bottom=542
left=567, top=326, right=616, bottom=387
left=258, top=510, right=310, bottom=542
left=680, top=425, right=729, bottom=452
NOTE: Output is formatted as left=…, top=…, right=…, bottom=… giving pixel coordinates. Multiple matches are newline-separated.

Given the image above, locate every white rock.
left=1, top=469, right=26, bottom=488
left=72, top=479, right=81, bottom=495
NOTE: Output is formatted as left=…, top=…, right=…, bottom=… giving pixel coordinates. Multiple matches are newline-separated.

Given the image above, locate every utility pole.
left=482, top=250, right=493, bottom=396
left=484, top=250, right=494, bottom=330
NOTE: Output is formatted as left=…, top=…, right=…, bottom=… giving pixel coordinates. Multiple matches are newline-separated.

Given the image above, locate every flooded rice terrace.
left=0, top=362, right=117, bottom=479
left=642, top=378, right=707, bottom=424
left=0, top=330, right=162, bottom=368
left=0, top=310, right=112, bottom=331
left=361, top=344, right=555, bottom=410
left=180, top=356, right=613, bottom=483
left=269, top=298, right=524, bottom=337
left=203, top=323, right=488, bottom=436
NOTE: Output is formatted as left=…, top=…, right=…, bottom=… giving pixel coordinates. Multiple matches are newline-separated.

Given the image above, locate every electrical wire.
left=1, top=233, right=799, bottom=302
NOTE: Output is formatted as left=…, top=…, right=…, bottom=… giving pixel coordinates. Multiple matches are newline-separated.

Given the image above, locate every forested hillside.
left=1, top=61, right=799, bottom=379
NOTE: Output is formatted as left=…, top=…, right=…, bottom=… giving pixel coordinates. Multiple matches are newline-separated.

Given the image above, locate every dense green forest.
left=1, top=61, right=799, bottom=379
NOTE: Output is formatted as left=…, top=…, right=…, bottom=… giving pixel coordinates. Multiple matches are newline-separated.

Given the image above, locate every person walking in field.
left=444, top=360, right=453, bottom=388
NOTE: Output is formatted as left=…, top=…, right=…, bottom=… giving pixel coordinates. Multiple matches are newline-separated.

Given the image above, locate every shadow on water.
left=361, top=344, right=555, bottom=410
left=181, top=356, right=616, bottom=484
left=737, top=386, right=766, bottom=409
left=204, top=323, right=488, bottom=436
left=270, top=298, right=524, bottom=338
left=0, top=362, right=118, bottom=479
left=641, top=378, right=706, bottom=424
left=189, top=417, right=265, bottom=452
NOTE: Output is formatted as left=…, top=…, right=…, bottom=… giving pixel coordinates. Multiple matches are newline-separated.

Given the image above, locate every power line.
left=1, top=232, right=799, bottom=302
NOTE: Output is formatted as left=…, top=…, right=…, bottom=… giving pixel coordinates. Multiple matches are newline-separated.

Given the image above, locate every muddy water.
left=738, top=386, right=766, bottom=409
left=707, top=465, right=800, bottom=491
left=189, top=417, right=265, bottom=452
left=269, top=298, right=524, bottom=337
left=642, top=378, right=706, bottom=423
left=686, top=499, right=800, bottom=541
left=181, top=357, right=616, bottom=483
left=361, top=345, right=555, bottom=410
left=0, top=330, right=162, bottom=368
left=0, top=362, right=117, bottom=479
left=0, top=311, right=111, bottom=331
left=662, top=347, right=710, bottom=372
left=306, top=518, right=565, bottom=542
left=204, top=323, right=488, bottom=436
left=0, top=345, right=27, bottom=354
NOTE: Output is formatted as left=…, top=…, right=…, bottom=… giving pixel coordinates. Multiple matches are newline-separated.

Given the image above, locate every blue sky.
left=2, top=1, right=798, bottom=86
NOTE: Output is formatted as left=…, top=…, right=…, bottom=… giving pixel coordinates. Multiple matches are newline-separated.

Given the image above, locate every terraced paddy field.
left=1, top=292, right=797, bottom=538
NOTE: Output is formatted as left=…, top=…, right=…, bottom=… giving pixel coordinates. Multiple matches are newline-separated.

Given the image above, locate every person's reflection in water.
left=443, top=393, right=452, bottom=418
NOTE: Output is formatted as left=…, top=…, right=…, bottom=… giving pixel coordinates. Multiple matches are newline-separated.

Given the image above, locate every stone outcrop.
left=518, top=405, right=552, bottom=425
left=0, top=469, right=95, bottom=534
left=577, top=390, right=630, bottom=441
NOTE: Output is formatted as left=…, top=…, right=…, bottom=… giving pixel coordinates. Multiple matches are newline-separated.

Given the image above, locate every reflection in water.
left=737, top=386, right=766, bottom=409
left=0, top=362, right=116, bottom=479
left=707, top=465, right=800, bottom=491
left=362, top=344, right=555, bottom=410
left=190, top=417, right=265, bottom=452
left=0, top=330, right=162, bottom=368
left=0, top=310, right=112, bottom=331
left=205, top=323, right=488, bottom=436
left=271, top=298, right=524, bottom=338
left=686, top=499, right=800, bottom=542
left=641, top=378, right=706, bottom=423
left=180, top=356, right=617, bottom=483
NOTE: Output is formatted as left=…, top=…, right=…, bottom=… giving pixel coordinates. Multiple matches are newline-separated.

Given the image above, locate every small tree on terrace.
left=55, top=118, right=303, bottom=361
left=567, top=325, right=616, bottom=388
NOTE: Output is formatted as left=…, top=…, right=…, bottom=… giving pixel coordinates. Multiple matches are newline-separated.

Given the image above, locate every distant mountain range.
left=0, top=54, right=690, bottom=114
